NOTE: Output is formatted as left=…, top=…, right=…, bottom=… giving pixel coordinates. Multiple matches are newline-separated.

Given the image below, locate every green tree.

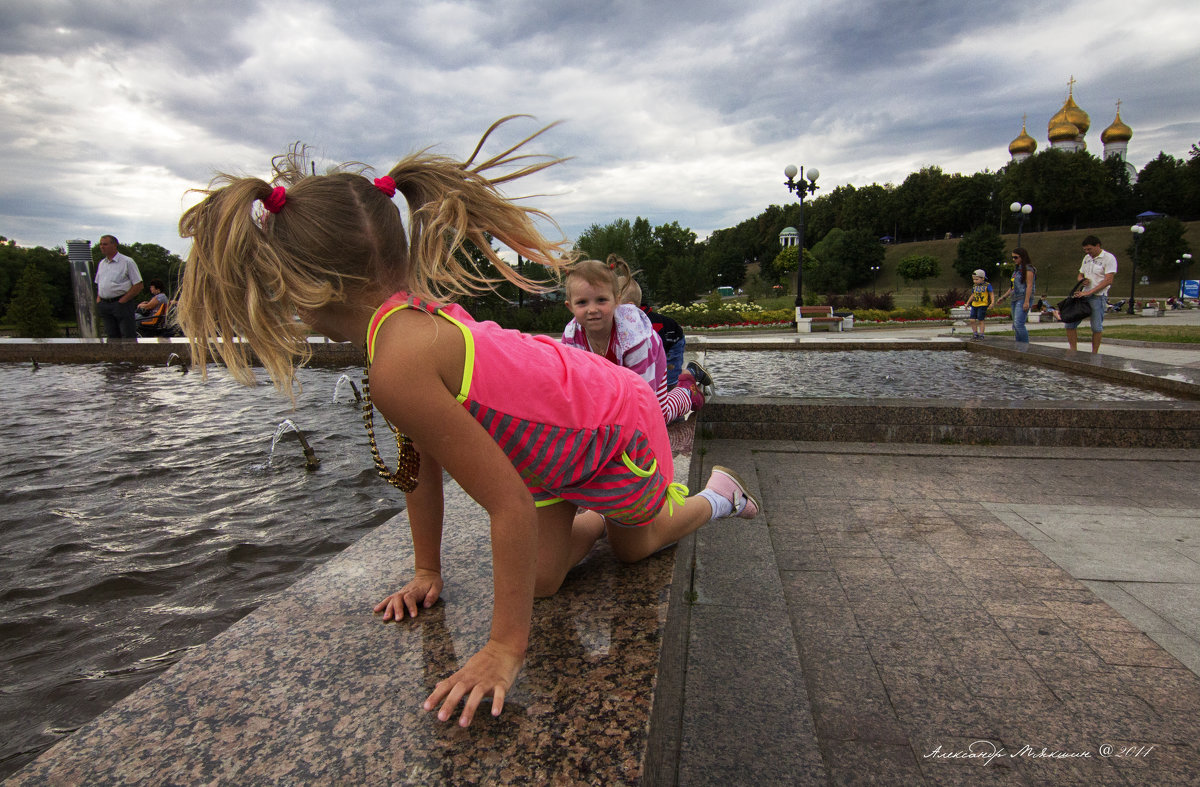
left=1135, top=153, right=1190, bottom=218
left=954, top=225, right=1006, bottom=283
left=768, top=244, right=799, bottom=286
left=4, top=264, right=58, bottom=337
left=574, top=218, right=637, bottom=263
left=1101, top=155, right=1138, bottom=222
left=1185, top=142, right=1200, bottom=220
left=893, top=167, right=949, bottom=241
left=939, top=171, right=1000, bottom=236
left=896, top=254, right=940, bottom=286
left=807, top=228, right=885, bottom=293
left=0, top=239, right=72, bottom=321
left=642, top=221, right=700, bottom=303
left=701, top=225, right=751, bottom=289
left=1130, top=217, right=1192, bottom=279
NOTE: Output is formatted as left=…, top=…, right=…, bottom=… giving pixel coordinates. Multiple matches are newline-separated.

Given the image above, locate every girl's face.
left=568, top=278, right=617, bottom=335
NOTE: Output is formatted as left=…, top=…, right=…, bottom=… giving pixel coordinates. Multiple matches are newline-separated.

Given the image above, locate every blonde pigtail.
left=179, top=176, right=322, bottom=397
left=387, top=118, right=576, bottom=301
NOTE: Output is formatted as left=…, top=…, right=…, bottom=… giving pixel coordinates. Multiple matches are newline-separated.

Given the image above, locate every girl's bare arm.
left=369, top=311, right=539, bottom=727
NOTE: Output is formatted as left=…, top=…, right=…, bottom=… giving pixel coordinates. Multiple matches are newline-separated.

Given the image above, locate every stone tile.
left=952, top=657, right=1054, bottom=701
left=936, top=628, right=1024, bottom=662
left=1020, top=650, right=1124, bottom=702
left=824, top=740, right=927, bottom=785
left=980, top=601, right=1059, bottom=620
left=1077, top=629, right=1186, bottom=669
left=1102, top=743, right=1200, bottom=784
left=677, top=603, right=825, bottom=785
left=1117, top=582, right=1200, bottom=640
left=1005, top=565, right=1082, bottom=590
left=692, top=516, right=785, bottom=609
left=909, top=735, right=1032, bottom=786
left=995, top=617, right=1092, bottom=653
left=779, top=568, right=849, bottom=609
left=1036, top=540, right=1200, bottom=583
left=861, top=626, right=950, bottom=670
left=1041, top=599, right=1142, bottom=633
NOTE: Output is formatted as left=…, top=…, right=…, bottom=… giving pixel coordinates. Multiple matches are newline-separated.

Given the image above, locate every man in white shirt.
left=94, top=235, right=143, bottom=339
left=1064, top=234, right=1117, bottom=353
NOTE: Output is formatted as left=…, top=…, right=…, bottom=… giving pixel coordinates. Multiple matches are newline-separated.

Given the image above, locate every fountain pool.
left=706, top=349, right=1179, bottom=400
left=0, top=362, right=404, bottom=778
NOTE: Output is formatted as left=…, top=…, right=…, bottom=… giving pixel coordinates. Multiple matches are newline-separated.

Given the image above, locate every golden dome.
left=1048, top=91, right=1089, bottom=137
left=1101, top=110, right=1132, bottom=143
left=1049, top=119, right=1080, bottom=143
left=1009, top=121, right=1037, bottom=155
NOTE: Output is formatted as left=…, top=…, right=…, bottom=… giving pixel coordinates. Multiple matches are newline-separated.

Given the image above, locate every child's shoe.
left=686, top=360, right=713, bottom=388
left=705, top=465, right=760, bottom=519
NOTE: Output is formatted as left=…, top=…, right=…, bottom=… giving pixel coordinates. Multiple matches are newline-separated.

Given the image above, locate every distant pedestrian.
left=997, top=249, right=1036, bottom=342
left=94, top=235, right=143, bottom=339
left=1065, top=235, right=1117, bottom=353
left=967, top=269, right=994, bottom=340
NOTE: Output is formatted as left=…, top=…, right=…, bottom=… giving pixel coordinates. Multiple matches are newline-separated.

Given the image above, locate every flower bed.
left=659, top=301, right=793, bottom=328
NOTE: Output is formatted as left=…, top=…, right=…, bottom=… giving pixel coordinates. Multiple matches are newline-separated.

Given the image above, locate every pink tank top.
left=366, top=293, right=674, bottom=504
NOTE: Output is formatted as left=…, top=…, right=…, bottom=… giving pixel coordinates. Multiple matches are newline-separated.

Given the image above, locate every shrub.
left=844, top=291, right=895, bottom=311
left=933, top=288, right=969, bottom=310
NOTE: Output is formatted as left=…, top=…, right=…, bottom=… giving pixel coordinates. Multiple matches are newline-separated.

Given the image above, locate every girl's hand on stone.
left=374, top=569, right=443, bottom=620
left=424, top=639, right=524, bottom=727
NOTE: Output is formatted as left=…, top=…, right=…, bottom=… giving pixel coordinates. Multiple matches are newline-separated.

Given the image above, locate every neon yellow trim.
left=435, top=311, right=475, bottom=403
left=535, top=497, right=564, bottom=508
left=620, top=451, right=657, bottom=478
left=366, top=304, right=409, bottom=362
left=366, top=299, right=475, bottom=403
left=665, top=482, right=689, bottom=517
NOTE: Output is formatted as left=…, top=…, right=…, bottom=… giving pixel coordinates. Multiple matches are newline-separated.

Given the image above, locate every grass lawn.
left=991, top=323, right=1200, bottom=343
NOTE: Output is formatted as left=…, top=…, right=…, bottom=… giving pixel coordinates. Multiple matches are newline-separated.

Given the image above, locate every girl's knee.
left=534, top=569, right=566, bottom=597
left=606, top=527, right=655, bottom=564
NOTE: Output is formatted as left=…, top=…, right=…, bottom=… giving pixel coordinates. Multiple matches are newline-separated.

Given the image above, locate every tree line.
left=574, top=142, right=1200, bottom=304
left=4, top=141, right=1198, bottom=334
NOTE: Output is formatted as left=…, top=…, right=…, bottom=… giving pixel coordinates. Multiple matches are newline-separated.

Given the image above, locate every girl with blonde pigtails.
left=177, top=117, right=759, bottom=729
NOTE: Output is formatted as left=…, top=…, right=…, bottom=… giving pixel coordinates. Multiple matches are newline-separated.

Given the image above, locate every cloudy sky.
left=2, top=0, right=1198, bottom=258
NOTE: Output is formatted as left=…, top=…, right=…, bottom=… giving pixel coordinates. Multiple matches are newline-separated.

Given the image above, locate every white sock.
left=699, top=488, right=733, bottom=521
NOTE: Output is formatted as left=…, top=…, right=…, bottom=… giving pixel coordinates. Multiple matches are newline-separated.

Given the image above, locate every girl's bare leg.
left=533, top=501, right=606, bottom=597
left=603, top=466, right=759, bottom=563
left=603, top=496, right=715, bottom=563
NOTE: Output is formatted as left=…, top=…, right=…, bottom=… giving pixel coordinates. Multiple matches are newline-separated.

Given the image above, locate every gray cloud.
left=1, top=0, right=1197, bottom=254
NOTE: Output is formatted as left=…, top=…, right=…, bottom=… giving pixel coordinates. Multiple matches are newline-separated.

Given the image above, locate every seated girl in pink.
left=561, top=256, right=701, bottom=423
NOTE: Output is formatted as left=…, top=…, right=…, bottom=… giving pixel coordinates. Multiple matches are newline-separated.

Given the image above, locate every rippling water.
left=707, top=350, right=1177, bottom=400
left=0, top=362, right=405, bottom=778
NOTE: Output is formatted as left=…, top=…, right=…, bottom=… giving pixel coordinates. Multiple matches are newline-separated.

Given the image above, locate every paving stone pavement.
left=658, top=440, right=1200, bottom=785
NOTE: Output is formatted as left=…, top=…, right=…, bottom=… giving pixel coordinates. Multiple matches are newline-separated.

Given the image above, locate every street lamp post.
left=1127, top=224, right=1145, bottom=314
left=516, top=254, right=524, bottom=309
left=1009, top=202, right=1032, bottom=247
left=870, top=265, right=880, bottom=294
left=783, top=164, right=820, bottom=311
left=1180, top=253, right=1194, bottom=299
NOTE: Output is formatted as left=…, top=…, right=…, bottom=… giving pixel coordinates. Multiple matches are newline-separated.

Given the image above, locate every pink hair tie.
left=263, top=186, right=287, bottom=214
left=374, top=176, right=396, bottom=198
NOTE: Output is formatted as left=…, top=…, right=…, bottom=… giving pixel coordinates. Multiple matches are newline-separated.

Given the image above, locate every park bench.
left=797, top=305, right=844, bottom=332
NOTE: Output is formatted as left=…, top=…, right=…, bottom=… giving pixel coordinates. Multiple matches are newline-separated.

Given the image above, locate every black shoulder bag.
left=1056, top=280, right=1092, bottom=323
